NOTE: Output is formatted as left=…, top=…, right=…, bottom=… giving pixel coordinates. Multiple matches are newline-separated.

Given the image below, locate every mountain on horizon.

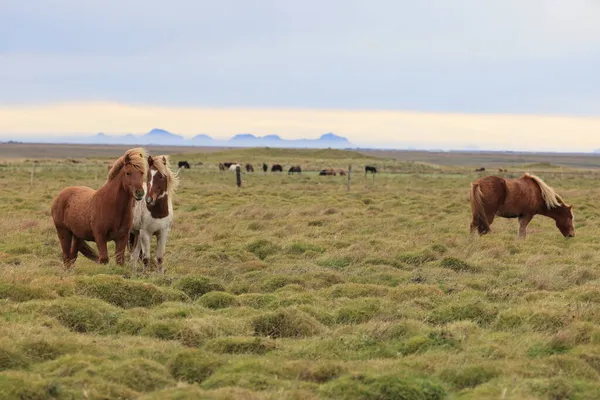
left=13, top=128, right=354, bottom=149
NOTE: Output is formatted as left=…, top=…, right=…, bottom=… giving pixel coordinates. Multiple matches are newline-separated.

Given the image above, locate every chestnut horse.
left=470, top=173, right=574, bottom=239
left=51, top=148, right=147, bottom=268
left=130, top=155, right=179, bottom=271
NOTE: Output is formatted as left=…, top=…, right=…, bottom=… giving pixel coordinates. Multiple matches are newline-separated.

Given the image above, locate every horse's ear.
left=147, top=155, right=154, bottom=167
left=162, top=156, right=167, bottom=165
left=123, top=153, right=131, bottom=164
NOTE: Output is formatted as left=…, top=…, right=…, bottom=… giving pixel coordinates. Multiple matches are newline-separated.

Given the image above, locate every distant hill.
left=21, top=129, right=355, bottom=149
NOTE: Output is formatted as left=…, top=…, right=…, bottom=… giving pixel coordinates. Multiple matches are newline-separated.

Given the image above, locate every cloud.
left=2, top=2, right=600, bottom=113
left=1, top=102, right=599, bottom=152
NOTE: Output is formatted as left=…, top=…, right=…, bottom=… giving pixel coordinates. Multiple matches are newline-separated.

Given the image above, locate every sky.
left=1, top=1, right=600, bottom=151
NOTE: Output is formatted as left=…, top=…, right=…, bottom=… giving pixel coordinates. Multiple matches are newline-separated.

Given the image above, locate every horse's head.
left=145, top=155, right=172, bottom=206
left=120, top=152, right=146, bottom=201
left=554, top=204, right=575, bottom=238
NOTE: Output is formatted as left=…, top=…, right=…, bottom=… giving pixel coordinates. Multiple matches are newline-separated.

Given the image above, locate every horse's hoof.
left=157, top=258, right=163, bottom=265
left=99, top=257, right=109, bottom=264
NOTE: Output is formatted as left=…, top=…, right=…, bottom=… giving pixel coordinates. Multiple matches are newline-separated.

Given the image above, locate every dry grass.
left=0, top=146, right=599, bottom=399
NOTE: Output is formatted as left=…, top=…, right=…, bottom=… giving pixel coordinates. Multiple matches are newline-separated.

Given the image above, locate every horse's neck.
left=148, top=194, right=171, bottom=220
left=95, top=181, right=134, bottom=213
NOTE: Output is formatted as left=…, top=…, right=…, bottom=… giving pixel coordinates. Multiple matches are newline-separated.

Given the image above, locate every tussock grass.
left=1, top=147, right=599, bottom=398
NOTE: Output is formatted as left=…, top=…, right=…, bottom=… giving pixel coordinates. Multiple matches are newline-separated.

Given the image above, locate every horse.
left=271, top=164, right=283, bottom=172
left=339, top=169, right=346, bottom=176
left=178, top=161, right=190, bottom=169
left=475, top=167, right=486, bottom=172
left=129, top=155, right=179, bottom=270
left=262, top=163, right=268, bottom=173
left=245, top=163, right=254, bottom=172
left=218, top=163, right=226, bottom=172
left=319, top=168, right=336, bottom=176
left=288, top=166, right=302, bottom=175
left=229, top=163, right=241, bottom=171
left=51, top=148, right=147, bottom=268
left=365, top=166, right=377, bottom=174
left=470, top=173, right=574, bottom=239
left=223, top=162, right=235, bottom=169
left=498, top=168, right=508, bottom=173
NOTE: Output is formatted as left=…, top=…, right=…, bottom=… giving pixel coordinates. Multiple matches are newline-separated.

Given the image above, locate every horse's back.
left=502, top=176, right=545, bottom=213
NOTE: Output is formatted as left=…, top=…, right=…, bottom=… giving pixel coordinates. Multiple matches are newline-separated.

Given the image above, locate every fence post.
left=236, top=165, right=242, bottom=188
left=29, top=161, right=37, bottom=191
left=347, top=164, right=351, bottom=191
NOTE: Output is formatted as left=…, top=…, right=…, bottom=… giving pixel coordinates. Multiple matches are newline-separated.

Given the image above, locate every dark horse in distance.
left=271, top=164, right=283, bottom=172
left=178, top=161, right=190, bottom=169
left=470, top=173, right=574, bottom=239
left=365, top=165, right=377, bottom=174
left=288, top=166, right=302, bottom=175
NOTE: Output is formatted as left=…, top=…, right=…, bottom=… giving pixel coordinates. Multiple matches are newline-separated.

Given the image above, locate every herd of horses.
left=50, top=148, right=575, bottom=270
left=187, top=160, right=379, bottom=176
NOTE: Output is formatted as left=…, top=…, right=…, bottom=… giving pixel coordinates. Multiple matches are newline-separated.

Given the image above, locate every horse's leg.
left=156, top=228, right=170, bottom=272
left=56, top=227, right=74, bottom=268
left=114, top=234, right=128, bottom=265
left=130, top=232, right=141, bottom=272
left=139, top=229, right=152, bottom=268
left=93, top=233, right=109, bottom=264
left=68, top=236, right=79, bottom=265
left=518, top=215, right=533, bottom=239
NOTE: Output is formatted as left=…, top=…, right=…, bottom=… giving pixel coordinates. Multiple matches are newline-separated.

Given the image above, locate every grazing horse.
left=498, top=168, right=508, bottom=173
left=245, top=163, right=254, bottom=172
left=319, top=168, right=336, bottom=176
left=178, top=161, right=190, bottom=169
left=288, top=166, right=302, bottom=175
left=339, top=169, right=346, bottom=176
left=271, top=164, right=283, bottom=172
left=475, top=167, right=486, bottom=172
left=130, top=155, right=179, bottom=270
left=365, top=165, right=377, bottom=174
left=223, top=162, right=235, bottom=169
left=470, top=173, right=574, bottom=239
left=51, top=148, right=147, bottom=268
left=262, top=163, right=268, bottom=173
left=229, top=163, right=241, bottom=171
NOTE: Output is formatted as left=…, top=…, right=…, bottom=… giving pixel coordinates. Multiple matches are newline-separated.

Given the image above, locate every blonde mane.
left=152, top=155, right=179, bottom=197
left=524, top=173, right=567, bottom=209
left=107, top=148, right=148, bottom=180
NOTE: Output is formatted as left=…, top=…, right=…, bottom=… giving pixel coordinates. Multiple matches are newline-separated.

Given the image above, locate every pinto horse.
left=470, top=173, right=574, bottom=239
left=130, top=155, right=179, bottom=270
left=51, top=148, right=147, bottom=268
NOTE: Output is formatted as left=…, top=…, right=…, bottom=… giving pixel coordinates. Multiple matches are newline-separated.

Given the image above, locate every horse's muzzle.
left=134, top=190, right=144, bottom=201
left=146, top=196, right=155, bottom=206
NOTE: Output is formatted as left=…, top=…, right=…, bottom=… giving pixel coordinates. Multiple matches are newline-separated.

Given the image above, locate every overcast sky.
left=1, top=1, right=600, bottom=150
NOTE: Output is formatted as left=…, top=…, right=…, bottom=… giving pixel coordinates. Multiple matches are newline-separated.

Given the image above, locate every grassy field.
left=1, top=146, right=600, bottom=399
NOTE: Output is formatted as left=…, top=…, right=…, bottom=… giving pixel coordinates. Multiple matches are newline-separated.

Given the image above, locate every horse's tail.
left=470, top=182, right=490, bottom=234
left=78, top=240, right=99, bottom=262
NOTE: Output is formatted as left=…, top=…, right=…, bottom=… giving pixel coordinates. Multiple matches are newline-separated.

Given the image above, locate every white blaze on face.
left=149, top=169, right=157, bottom=192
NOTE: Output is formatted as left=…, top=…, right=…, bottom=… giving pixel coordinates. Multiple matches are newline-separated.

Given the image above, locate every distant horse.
left=498, top=168, right=508, bottom=173
left=130, top=155, right=179, bottom=270
left=218, top=163, right=226, bottom=172
left=288, top=166, right=302, bottom=175
left=470, top=173, right=574, bottom=239
left=262, top=163, right=268, bottom=173
left=319, top=168, right=336, bottom=176
left=51, top=148, right=147, bottom=268
left=271, top=164, right=283, bottom=172
left=365, top=166, right=377, bottom=174
left=339, top=169, right=346, bottom=176
left=229, top=163, right=241, bottom=171
left=178, top=161, right=190, bottom=169
left=223, top=162, right=235, bottom=169
left=245, top=163, right=254, bottom=172
left=475, top=167, right=486, bottom=172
